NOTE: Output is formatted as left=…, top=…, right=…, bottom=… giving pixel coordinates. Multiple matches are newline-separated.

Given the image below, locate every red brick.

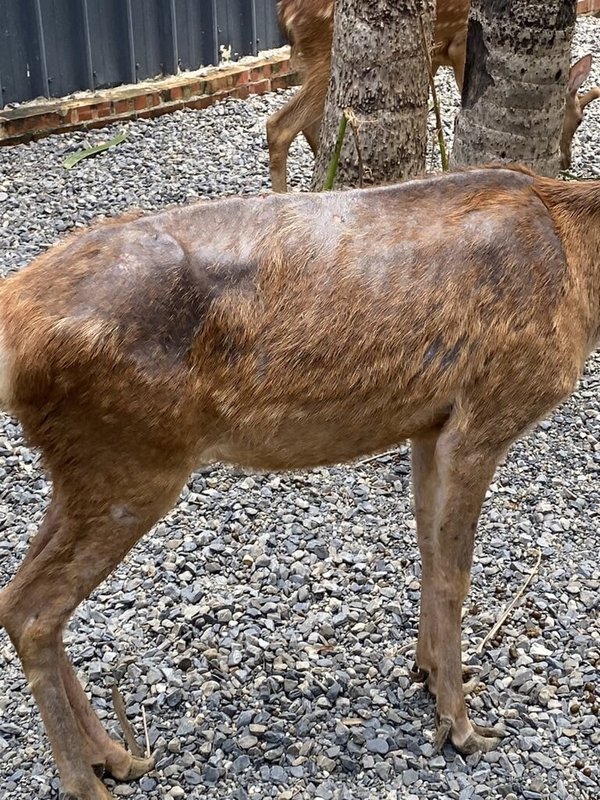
left=250, top=64, right=272, bottom=82
left=235, top=84, right=251, bottom=100
left=134, top=94, right=149, bottom=111
left=270, top=74, right=298, bottom=91
left=232, top=70, right=250, bottom=86
left=95, top=102, right=113, bottom=118
left=170, top=86, right=183, bottom=102
left=207, top=74, right=235, bottom=94
left=270, top=60, right=290, bottom=76
left=188, top=94, right=219, bottom=111
left=75, top=106, right=94, bottom=122
left=17, top=111, right=61, bottom=135
left=114, top=99, right=133, bottom=115
left=249, top=79, right=271, bottom=96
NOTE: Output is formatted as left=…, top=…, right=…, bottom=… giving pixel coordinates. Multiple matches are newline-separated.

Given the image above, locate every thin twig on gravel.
left=474, top=548, right=543, bottom=655
left=111, top=684, right=143, bottom=758
left=141, top=706, right=151, bottom=759
left=356, top=448, right=404, bottom=466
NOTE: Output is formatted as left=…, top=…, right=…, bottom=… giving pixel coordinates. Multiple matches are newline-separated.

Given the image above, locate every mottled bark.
left=451, top=0, right=577, bottom=176
left=311, top=0, right=435, bottom=190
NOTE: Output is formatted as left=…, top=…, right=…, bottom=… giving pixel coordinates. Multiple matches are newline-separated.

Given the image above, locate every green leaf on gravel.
left=63, top=131, right=128, bottom=170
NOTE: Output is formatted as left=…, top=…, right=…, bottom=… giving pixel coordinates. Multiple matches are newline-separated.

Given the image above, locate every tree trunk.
left=451, top=0, right=577, bottom=176
left=311, top=0, right=435, bottom=190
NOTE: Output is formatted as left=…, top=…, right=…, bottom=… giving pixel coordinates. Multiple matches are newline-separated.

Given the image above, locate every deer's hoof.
left=455, top=722, right=506, bottom=754
left=408, top=661, right=429, bottom=683
left=109, top=752, right=155, bottom=781
left=434, top=715, right=506, bottom=754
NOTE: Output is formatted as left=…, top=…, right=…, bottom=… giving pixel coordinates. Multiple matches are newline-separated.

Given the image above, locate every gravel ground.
left=1, top=14, right=599, bottom=800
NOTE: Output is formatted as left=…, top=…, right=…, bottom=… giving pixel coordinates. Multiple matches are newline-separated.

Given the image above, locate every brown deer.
left=1, top=163, right=600, bottom=798
left=267, top=0, right=600, bottom=191
left=562, top=53, right=600, bottom=170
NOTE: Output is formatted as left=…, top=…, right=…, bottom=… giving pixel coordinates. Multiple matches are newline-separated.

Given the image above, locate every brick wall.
left=0, top=54, right=298, bottom=146
left=577, top=0, right=600, bottom=13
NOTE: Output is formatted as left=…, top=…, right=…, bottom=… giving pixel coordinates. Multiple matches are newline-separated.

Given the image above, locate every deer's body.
left=0, top=170, right=586, bottom=468
left=0, top=166, right=599, bottom=799
left=267, top=0, right=600, bottom=191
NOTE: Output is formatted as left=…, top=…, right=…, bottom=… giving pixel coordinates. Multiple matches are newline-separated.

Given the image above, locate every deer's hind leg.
left=266, top=70, right=328, bottom=192
left=0, top=453, right=190, bottom=799
left=410, top=412, right=509, bottom=755
left=302, top=119, right=322, bottom=156
left=411, top=429, right=479, bottom=697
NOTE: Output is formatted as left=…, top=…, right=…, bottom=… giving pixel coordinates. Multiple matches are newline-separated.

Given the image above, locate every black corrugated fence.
left=0, top=0, right=284, bottom=107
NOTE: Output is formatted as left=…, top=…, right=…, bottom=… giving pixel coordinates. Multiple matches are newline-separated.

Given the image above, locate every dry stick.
left=344, top=107, right=364, bottom=188
left=419, top=15, right=449, bottom=172
left=141, top=706, right=151, bottom=759
left=356, top=447, right=405, bottom=466
left=474, top=548, right=543, bottom=655
left=323, top=110, right=348, bottom=191
left=397, top=640, right=417, bottom=656
left=111, top=684, right=143, bottom=758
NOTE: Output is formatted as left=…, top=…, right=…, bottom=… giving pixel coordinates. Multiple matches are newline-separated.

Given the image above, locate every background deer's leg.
left=0, top=456, right=189, bottom=799
left=302, top=119, right=322, bottom=156
left=266, top=72, right=328, bottom=192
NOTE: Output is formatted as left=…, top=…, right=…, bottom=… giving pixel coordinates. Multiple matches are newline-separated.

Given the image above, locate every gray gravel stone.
left=366, top=737, right=390, bottom=754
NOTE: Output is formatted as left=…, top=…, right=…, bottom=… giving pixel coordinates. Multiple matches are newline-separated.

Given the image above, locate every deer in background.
left=267, top=0, right=600, bottom=191
left=1, top=164, right=600, bottom=799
